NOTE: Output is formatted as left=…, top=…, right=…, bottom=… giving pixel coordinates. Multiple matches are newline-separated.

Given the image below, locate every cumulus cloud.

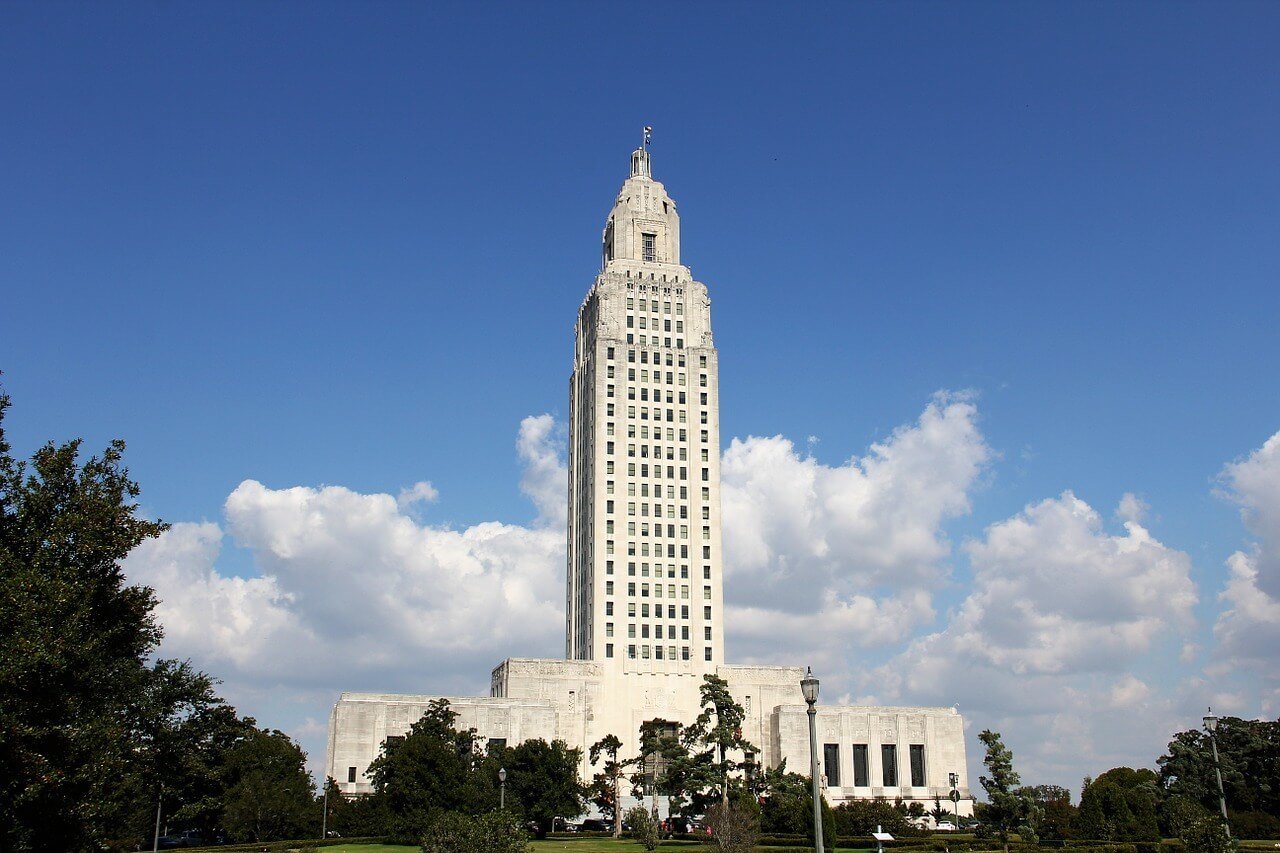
left=720, top=393, right=992, bottom=660
left=397, top=481, right=439, bottom=509
left=1212, top=431, right=1280, bottom=675
left=873, top=493, right=1196, bottom=694
left=517, top=414, right=568, bottom=528
left=123, top=417, right=569, bottom=692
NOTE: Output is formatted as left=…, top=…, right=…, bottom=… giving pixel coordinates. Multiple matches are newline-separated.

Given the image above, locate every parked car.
left=156, top=830, right=206, bottom=849
left=935, top=821, right=956, bottom=831
left=578, top=818, right=611, bottom=832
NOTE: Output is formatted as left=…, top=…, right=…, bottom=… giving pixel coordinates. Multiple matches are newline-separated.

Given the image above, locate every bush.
left=626, top=806, right=660, bottom=852
left=1180, top=816, right=1237, bottom=853
left=1230, top=810, right=1280, bottom=840
left=420, top=810, right=528, bottom=853
left=703, top=801, right=760, bottom=852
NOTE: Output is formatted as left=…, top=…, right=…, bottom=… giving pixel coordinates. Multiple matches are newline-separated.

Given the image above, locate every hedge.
left=182, top=837, right=386, bottom=852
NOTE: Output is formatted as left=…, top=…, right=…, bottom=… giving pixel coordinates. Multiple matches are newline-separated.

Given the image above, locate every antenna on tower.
left=643, top=125, right=653, bottom=151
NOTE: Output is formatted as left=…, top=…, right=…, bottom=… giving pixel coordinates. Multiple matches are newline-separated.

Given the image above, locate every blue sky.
left=3, top=2, right=1278, bottom=792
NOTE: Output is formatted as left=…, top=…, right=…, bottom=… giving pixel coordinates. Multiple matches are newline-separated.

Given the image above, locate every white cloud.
left=517, top=414, right=568, bottom=529
left=397, top=481, right=439, bottom=509
left=123, top=416, right=569, bottom=692
left=1213, top=430, right=1280, bottom=671
left=866, top=492, right=1199, bottom=789
left=720, top=392, right=992, bottom=660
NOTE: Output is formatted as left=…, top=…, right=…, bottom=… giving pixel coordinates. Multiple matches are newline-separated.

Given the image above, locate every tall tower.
left=566, top=142, right=725, bottom=673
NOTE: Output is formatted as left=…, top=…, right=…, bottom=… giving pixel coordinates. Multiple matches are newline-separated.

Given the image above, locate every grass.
left=319, top=842, right=875, bottom=852
left=318, top=840, right=875, bottom=845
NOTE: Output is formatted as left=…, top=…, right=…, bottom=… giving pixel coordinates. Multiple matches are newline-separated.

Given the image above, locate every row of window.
left=604, top=602, right=712, bottom=620
left=607, top=481, right=710, bottom=501
left=627, top=334, right=682, bottom=348
left=606, top=562, right=714, bottom=580
left=606, top=643, right=713, bottom=662
left=607, top=582, right=713, bottom=600
left=821, top=743, right=929, bottom=788
left=626, top=315, right=684, bottom=334
left=625, top=297, right=683, bottom=315
left=605, top=623, right=714, bottom=641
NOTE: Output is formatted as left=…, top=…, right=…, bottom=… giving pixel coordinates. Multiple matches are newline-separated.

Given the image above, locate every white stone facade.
left=326, top=144, right=972, bottom=814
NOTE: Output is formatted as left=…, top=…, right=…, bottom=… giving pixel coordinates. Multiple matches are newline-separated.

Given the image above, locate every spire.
left=630, top=125, right=653, bottom=178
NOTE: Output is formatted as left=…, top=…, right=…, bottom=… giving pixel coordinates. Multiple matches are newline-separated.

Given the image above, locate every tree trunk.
left=613, top=767, right=621, bottom=838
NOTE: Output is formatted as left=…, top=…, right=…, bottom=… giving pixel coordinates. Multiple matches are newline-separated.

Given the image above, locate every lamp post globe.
left=801, top=667, right=825, bottom=853
left=1202, top=708, right=1230, bottom=839
left=499, top=767, right=507, bottom=811
left=801, top=669, right=820, bottom=705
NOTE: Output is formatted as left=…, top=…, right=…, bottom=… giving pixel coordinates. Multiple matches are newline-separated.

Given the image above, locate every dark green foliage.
left=686, top=674, right=758, bottom=807
left=625, top=805, right=660, bottom=851
left=978, top=730, right=1042, bottom=848
left=505, top=737, right=585, bottom=838
left=1076, top=769, right=1161, bottom=841
left=366, top=699, right=487, bottom=843
left=1179, top=815, right=1237, bottom=853
left=419, top=810, right=528, bottom=853
left=831, top=797, right=916, bottom=837
left=0, top=386, right=257, bottom=851
left=1158, top=717, right=1280, bottom=819
left=755, top=766, right=836, bottom=847
left=220, top=728, right=316, bottom=842
left=588, top=733, right=624, bottom=835
left=322, top=778, right=390, bottom=838
left=1017, top=784, right=1076, bottom=840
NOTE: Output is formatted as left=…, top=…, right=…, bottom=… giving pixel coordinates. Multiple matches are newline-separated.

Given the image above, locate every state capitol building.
left=326, top=141, right=973, bottom=817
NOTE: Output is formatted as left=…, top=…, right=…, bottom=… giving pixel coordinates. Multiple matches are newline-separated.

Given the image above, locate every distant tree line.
left=972, top=722, right=1279, bottom=849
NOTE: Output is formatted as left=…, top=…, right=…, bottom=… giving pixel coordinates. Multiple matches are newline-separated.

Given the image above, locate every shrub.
left=1180, top=816, right=1237, bottom=853
left=703, top=801, right=760, bottom=852
left=420, top=810, right=528, bottom=853
left=626, top=806, right=660, bottom=852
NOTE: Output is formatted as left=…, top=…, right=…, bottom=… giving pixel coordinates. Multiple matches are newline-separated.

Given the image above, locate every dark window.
left=488, top=738, right=507, bottom=754
left=347, top=766, right=357, bottom=783
left=824, top=744, right=841, bottom=787
left=853, top=744, right=869, bottom=787
left=910, top=744, right=926, bottom=787
left=642, top=233, right=656, bottom=262
left=882, top=744, right=898, bottom=787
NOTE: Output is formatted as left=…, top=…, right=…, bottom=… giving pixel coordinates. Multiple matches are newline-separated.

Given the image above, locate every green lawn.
left=321, top=843, right=874, bottom=853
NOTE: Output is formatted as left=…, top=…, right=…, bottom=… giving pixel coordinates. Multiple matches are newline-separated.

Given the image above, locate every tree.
left=220, top=728, right=315, bottom=842
left=1076, top=768, right=1159, bottom=841
left=625, top=805, right=660, bottom=852
left=506, top=738, right=584, bottom=839
left=1159, top=717, right=1280, bottom=819
left=365, top=699, right=481, bottom=843
left=686, top=675, right=756, bottom=807
left=0, top=385, right=229, bottom=851
left=322, top=776, right=390, bottom=838
left=589, top=733, right=625, bottom=837
left=756, top=765, right=836, bottom=847
left=1017, top=784, right=1075, bottom=840
left=977, top=730, right=1041, bottom=852
left=832, top=798, right=914, bottom=838
left=630, top=718, right=685, bottom=817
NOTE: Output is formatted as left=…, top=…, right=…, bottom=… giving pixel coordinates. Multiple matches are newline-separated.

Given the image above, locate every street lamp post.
left=321, top=783, right=328, bottom=840
left=949, top=772, right=960, bottom=828
left=152, top=785, right=163, bottom=853
left=801, top=667, right=825, bottom=853
left=1203, top=709, right=1231, bottom=839
left=499, top=767, right=507, bottom=811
